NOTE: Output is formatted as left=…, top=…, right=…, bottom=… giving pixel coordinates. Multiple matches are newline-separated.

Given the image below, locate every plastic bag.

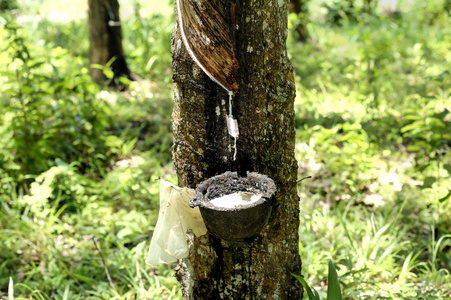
left=146, top=179, right=208, bottom=266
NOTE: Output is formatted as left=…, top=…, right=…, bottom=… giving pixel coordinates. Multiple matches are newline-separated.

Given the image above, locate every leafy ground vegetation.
left=0, top=0, right=450, bottom=299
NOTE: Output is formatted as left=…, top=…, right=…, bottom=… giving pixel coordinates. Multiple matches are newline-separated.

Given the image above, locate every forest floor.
left=1, top=0, right=450, bottom=299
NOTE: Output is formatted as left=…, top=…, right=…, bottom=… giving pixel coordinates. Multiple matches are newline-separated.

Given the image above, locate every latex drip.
left=226, top=92, right=239, bottom=161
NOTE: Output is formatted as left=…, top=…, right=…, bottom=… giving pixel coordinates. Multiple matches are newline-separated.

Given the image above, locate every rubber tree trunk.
left=88, top=0, right=132, bottom=89
left=289, top=0, right=310, bottom=42
left=171, top=0, right=303, bottom=298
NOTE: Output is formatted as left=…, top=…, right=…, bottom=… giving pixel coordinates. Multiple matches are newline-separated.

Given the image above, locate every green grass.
left=291, top=0, right=451, bottom=298
left=1, top=0, right=451, bottom=299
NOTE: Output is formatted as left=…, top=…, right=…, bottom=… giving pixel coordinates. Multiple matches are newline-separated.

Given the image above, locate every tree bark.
left=88, top=0, right=132, bottom=89
left=172, top=0, right=302, bottom=299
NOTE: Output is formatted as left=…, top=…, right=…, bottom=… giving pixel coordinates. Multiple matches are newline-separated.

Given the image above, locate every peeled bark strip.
left=172, top=0, right=302, bottom=298
left=177, top=0, right=239, bottom=94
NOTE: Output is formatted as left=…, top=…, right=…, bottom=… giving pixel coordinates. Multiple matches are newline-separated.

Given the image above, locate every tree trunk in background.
left=289, top=0, right=302, bottom=14
left=88, top=0, right=132, bottom=89
left=172, top=0, right=302, bottom=299
left=289, top=0, right=310, bottom=42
